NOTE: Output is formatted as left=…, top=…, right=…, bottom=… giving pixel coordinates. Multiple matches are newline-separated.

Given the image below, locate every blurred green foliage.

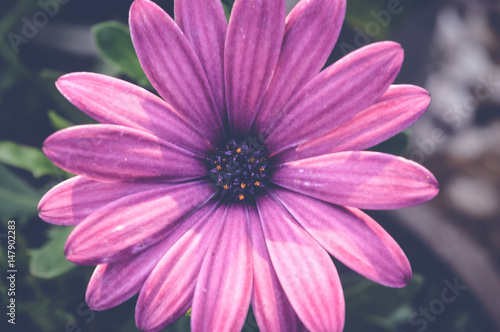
left=0, top=141, right=58, bottom=178
left=92, top=21, right=151, bottom=86
left=29, top=226, right=76, bottom=279
left=0, top=164, right=42, bottom=223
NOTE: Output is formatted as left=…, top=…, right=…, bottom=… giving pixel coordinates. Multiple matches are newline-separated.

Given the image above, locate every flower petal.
left=130, top=0, right=224, bottom=143
left=191, top=204, right=252, bottom=332
left=86, top=201, right=220, bottom=311
left=256, top=195, right=344, bottom=332
left=135, top=203, right=225, bottom=331
left=272, top=151, right=439, bottom=210
left=277, top=85, right=430, bottom=162
left=56, top=73, right=213, bottom=157
left=248, top=203, right=306, bottom=332
left=175, top=0, right=227, bottom=125
left=64, top=181, right=215, bottom=265
left=264, top=42, right=404, bottom=155
left=43, top=124, right=207, bottom=183
left=225, top=0, right=286, bottom=135
left=252, top=0, right=346, bottom=133
left=273, top=189, right=411, bottom=287
left=38, top=176, right=152, bottom=225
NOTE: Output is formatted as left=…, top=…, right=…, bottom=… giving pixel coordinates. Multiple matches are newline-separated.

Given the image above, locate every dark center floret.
left=208, top=136, right=268, bottom=202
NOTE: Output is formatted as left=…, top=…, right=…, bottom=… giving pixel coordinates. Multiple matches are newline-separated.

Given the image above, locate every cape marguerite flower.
left=38, top=0, right=439, bottom=331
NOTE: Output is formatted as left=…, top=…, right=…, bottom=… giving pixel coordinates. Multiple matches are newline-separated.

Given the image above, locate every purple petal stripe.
left=256, top=195, right=344, bottom=332
left=272, top=151, right=439, bottom=210
left=86, top=201, right=221, bottom=311
left=252, top=0, right=346, bottom=134
left=276, top=85, right=430, bottom=162
left=175, top=0, right=227, bottom=125
left=56, top=73, right=213, bottom=157
left=38, top=176, right=152, bottom=225
left=264, top=42, right=404, bottom=155
left=43, top=124, right=207, bottom=183
left=248, top=203, right=306, bottom=332
left=225, top=0, right=286, bottom=135
left=191, top=204, right=252, bottom=332
left=135, top=203, right=226, bottom=331
left=64, top=181, right=215, bottom=265
left=130, top=0, right=224, bottom=143
left=273, top=189, right=412, bottom=287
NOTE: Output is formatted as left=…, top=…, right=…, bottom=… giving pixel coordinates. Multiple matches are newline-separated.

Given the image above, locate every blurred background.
left=0, top=0, right=499, bottom=331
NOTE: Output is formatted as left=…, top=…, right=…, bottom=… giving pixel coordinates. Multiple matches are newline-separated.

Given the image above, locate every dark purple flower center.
left=208, top=136, right=268, bottom=202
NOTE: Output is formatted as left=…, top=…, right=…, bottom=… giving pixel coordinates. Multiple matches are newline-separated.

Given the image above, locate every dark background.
left=1, top=0, right=499, bottom=331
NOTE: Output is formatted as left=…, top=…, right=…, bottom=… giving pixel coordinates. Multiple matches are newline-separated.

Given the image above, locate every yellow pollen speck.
left=239, top=194, right=245, bottom=200
left=236, top=148, right=242, bottom=153
left=250, top=158, right=255, bottom=163
left=260, top=167, right=265, bottom=172
left=240, top=183, right=246, bottom=189
left=223, top=184, right=229, bottom=190
left=254, top=181, right=260, bottom=186
left=216, top=165, right=222, bottom=171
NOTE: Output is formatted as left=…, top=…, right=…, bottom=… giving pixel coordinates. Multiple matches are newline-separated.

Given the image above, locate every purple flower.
left=38, top=0, right=438, bottom=331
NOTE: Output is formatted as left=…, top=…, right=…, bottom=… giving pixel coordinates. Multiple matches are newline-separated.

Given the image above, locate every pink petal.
left=130, top=0, right=224, bottom=143
left=277, top=85, right=430, bottom=162
left=64, top=181, right=215, bottom=265
left=248, top=203, right=306, bottom=332
left=86, top=201, right=221, bottom=311
left=38, top=176, right=152, bottom=225
left=256, top=195, right=344, bottom=332
left=272, top=151, right=439, bottom=210
left=264, top=42, right=404, bottom=155
left=56, top=73, right=213, bottom=157
left=273, top=189, right=412, bottom=287
left=43, top=124, right=207, bottom=183
left=191, top=203, right=252, bottom=332
left=252, top=0, right=346, bottom=134
left=175, top=0, right=227, bottom=125
left=135, top=203, right=225, bottom=331
left=225, top=0, right=286, bottom=135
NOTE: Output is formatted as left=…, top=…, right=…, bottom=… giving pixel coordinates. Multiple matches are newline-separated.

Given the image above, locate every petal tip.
left=392, top=269, right=413, bottom=288
left=85, top=294, right=105, bottom=312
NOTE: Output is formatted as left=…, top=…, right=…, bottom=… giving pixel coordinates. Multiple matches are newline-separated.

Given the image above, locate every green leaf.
left=29, top=226, right=76, bottom=279
left=48, top=110, right=74, bottom=130
left=344, top=0, right=391, bottom=40
left=0, top=164, right=41, bottom=223
left=92, top=21, right=150, bottom=86
left=0, top=141, right=58, bottom=178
